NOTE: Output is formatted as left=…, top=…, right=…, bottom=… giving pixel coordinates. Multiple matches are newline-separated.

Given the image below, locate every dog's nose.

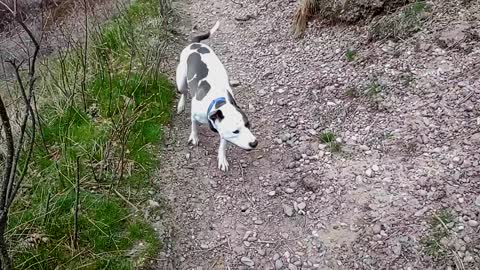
left=249, top=140, right=258, bottom=148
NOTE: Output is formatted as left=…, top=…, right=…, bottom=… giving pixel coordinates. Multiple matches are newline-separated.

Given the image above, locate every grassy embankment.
left=6, top=0, right=175, bottom=268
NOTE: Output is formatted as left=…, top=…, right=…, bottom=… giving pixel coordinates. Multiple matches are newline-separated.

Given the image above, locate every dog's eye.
left=233, top=130, right=240, bottom=134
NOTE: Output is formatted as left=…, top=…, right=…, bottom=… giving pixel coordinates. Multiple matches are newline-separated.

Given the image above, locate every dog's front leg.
left=188, top=119, right=199, bottom=145
left=218, top=139, right=229, bottom=171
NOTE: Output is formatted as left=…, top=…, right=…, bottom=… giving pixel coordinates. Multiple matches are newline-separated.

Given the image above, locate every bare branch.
left=0, top=1, right=15, bottom=15
left=0, top=95, right=14, bottom=210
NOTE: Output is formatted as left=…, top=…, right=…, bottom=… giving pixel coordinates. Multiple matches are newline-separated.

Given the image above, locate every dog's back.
left=176, top=21, right=231, bottom=111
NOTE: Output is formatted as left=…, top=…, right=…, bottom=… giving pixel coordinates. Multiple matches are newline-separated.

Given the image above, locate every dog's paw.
left=218, top=156, right=229, bottom=171
left=188, top=133, right=199, bottom=146
left=176, top=95, right=186, bottom=114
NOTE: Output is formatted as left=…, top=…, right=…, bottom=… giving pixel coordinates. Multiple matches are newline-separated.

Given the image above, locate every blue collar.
left=207, top=97, right=226, bottom=116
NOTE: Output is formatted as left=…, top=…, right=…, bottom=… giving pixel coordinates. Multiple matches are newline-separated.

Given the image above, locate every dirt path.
left=156, top=0, right=480, bottom=269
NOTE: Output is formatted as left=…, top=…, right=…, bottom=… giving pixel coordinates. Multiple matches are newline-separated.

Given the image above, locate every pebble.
left=288, top=264, right=298, bottom=270
left=467, top=220, right=478, bottom=227
left=258, top=249, right=266, bottom=256
left=241, top=257, right=255, bottom=267
left=464, top=255, right=474, bottom=263
left=297, top=202, right=306, bottom=210
left=285, top=188, right=295, bottom=194
left=372, top=224, right=382, bottom=234
left=148, top=200, right=160, bottom=208
left=365, top=168, right=374, bottom=178
left=283, top=204, right=294, bottom=217
left=268, top=191, right=276, bottom=196
left=275, top=260, right=284, bottom=269
left=475, top=195, right=480, bottom=207
left=371, top=165, right=380, bottom=172
left=230, top=79, right=241, bottom=87
left=254, top=219, right=264, bottom=225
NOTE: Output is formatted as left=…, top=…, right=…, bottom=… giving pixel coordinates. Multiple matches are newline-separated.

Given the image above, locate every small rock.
left=471, top=133, right=480, bottom=144
left=254, top=219, right=264, bottom=225
left=275, top=260, right=284, bottom=269
left=241, top=257, right=255, bottom=267
left=464, top=255, right=474, bottom=263
left=372, top=165, right=380, bottom=172
left=365, top=169, right=374, bottom=178
left=148, top=200, right=160, bottom=208
left=230, top=79, right=241, bottom=87
left=200, top=243, right=209, bottom=249
left=475, top=195, right=480, bottom=207
left=288, top=264, right=298, bottom=270
left=372, top=224, right=382, bottom=234
left=297, top=202, right=306, bottom=210
left=285, top=188, right=295, bottom=194
left=283, top=204, right=294, bottom=217
left=268, top=191, right=276, bottom=196
left=467, top=220, right=478, bottom=227
left=359, top=145, right=370, bottom=151
left=258, top=249, right=266, bottom=256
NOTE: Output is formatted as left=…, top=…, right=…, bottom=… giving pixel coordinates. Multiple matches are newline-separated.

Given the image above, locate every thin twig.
left=43, top=191, right=51, bottom=225
left=113, top=189, right=139, bottom=212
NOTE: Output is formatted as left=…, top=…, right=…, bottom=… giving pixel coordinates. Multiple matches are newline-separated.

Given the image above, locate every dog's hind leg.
left=176, top=61, right=188, bottom=114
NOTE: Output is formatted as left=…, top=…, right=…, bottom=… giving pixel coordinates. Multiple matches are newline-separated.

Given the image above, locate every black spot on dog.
left=226, top=90, right=250, bottom=127
left=190, top=43, right=202, bottom=49
left=196, top=81, right=211, bottom=101
left=197, top=47, right=210, bottom=54
left=208, top=109, right=224, bottom=133
left=187, top=53, right=209, bottom=97
left=226, top=91, right=238, bottom=106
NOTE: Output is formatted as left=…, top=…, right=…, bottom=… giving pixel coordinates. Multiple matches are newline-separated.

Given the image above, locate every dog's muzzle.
left=248, top=140, right=258, bottom=149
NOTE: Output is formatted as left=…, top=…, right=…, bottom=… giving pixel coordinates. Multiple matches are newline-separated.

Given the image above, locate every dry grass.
left=292, top=0, right=317, bottom=36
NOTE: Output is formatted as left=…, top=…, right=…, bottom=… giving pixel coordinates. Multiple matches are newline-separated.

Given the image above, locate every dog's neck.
left=207, top=97, right=226, bottom=116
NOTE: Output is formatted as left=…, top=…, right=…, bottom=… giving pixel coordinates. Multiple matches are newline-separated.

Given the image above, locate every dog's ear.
left=209, top=109, right=224, bottom=122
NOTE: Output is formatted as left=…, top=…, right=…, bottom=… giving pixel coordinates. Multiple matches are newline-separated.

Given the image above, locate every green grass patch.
left=368, top=0, right=430, bottom=41
left=7, top=0, right=175, bottom=268
left=421, top=209, right=454, bottom=259
left=319, top=131, right=342, bottom=152
left=345, top=48, right=357, bottom=62
left=365, top=80, right=383, bottom=97
left=11, top=191, right=159, bottom=269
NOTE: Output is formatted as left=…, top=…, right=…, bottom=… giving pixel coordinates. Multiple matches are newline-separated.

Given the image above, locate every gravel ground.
left=154, top=0, right=480, bottom=269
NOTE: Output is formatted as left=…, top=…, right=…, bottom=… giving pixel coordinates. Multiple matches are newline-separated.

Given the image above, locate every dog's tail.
left=191, top=21, right=220, bottom=43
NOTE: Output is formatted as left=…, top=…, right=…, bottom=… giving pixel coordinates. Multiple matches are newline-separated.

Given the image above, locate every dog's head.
left=208, top=93, right=257, bottom=150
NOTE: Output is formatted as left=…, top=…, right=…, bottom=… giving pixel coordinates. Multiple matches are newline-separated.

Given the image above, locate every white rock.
left=297, top=202, right=306, bottom=210
left=148, top=200, right=160, bottom=208
left=467, top=220, right=478, bottom=227
left=241, top=257, right=255, bottom=267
